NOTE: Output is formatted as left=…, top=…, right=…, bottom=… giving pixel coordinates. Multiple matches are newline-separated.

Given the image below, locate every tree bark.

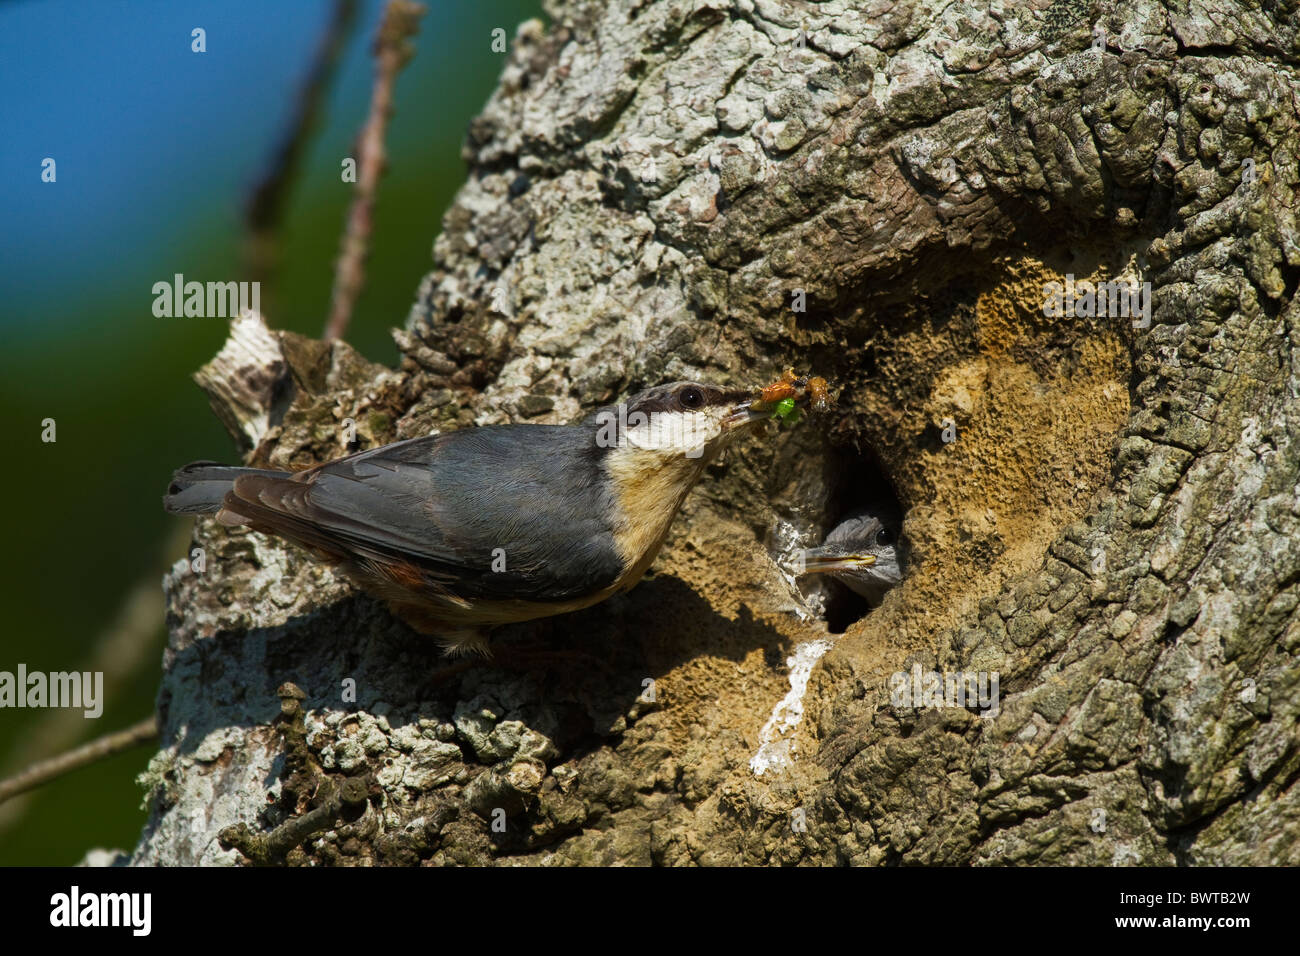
left=132, top=0, right=1300, bottom=865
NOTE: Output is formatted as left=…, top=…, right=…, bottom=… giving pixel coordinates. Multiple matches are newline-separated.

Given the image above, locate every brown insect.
left=807, top=376, right=830, bottom=412
left=757, top=368, right=833, bottom=411
left=759, top=367, right=802, bottom=403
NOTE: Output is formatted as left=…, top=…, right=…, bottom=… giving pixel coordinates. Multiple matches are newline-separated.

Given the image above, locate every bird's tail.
left=163, top=461, right=288, bottom=516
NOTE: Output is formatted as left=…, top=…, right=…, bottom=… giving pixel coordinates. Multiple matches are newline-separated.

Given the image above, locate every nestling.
left=165, top=382, right=784, bottom=656
left=799, top=511, right=904, bottom=606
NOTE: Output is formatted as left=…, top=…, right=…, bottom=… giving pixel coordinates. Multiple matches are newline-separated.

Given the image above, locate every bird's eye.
left=678, top=386, right=705, bottom=409
left=875, top=528, right=892, bottom=546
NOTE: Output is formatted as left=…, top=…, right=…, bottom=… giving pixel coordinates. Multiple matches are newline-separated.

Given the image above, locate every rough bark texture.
left=132, top=0, right=1300, bottom=865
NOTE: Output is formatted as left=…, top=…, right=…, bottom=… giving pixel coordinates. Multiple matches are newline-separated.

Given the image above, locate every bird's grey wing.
left=222, top=428, right=625, bottom=602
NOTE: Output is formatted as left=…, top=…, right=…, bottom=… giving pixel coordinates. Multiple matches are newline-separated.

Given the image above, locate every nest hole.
left=796, top=248, right=1139, bottom=638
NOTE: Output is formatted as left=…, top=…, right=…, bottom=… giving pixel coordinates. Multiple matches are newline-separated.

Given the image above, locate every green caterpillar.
left=771, top=397, right=802, bottom=426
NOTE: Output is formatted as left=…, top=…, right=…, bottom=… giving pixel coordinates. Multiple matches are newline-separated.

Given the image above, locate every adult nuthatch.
left=165, top=382, right=781, bottom=656
left=799, top=511, right=903, bottom=606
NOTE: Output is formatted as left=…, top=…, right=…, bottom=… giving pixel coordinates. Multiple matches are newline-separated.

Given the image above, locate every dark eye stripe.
left=626, top=382, right=742, bottom=417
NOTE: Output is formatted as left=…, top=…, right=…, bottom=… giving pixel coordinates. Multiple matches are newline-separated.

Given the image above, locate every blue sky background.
left=0, top=0, right=541, bottom=864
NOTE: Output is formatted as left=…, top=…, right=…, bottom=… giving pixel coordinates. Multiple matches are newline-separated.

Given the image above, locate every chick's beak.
left=801, top=550, right=878, bottom=574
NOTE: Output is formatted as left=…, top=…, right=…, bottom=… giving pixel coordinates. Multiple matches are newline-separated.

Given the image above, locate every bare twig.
left=245, top=0, right=361, bottom=310
left=324, top=0, right=426, bottom=342
left=219, top=776, right=369, bottom=865
left=0, top=717, right=159, bottom=807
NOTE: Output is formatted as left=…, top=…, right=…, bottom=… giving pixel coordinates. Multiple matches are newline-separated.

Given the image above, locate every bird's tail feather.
left=163, top=461, right=288, bottom=515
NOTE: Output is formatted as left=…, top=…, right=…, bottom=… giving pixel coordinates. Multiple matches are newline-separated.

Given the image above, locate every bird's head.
left=800, top=512, right=904, bottom=605
left=592, top=381, right=770, bottom=566
left=593, top=380, right=767, bottom=464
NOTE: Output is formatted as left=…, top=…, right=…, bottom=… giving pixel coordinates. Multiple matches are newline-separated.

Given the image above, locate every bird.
left=798, top=511, right=903, bottom=606
left=164, top=381, right=780, bottom=656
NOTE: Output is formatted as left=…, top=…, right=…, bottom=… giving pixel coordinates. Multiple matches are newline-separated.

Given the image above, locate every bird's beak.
left=722, top=397, right=772, bottom=431
left=800, top=550, right=878, bottom=574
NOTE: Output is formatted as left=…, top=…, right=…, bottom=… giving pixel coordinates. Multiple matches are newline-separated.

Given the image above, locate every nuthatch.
left=799, top=511, right=903, bottom=606
left=165, top=382, right=782, bottom=656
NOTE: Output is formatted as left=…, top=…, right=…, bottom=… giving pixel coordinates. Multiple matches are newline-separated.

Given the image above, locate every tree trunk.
left=132, top=0, right=1300, bottom=865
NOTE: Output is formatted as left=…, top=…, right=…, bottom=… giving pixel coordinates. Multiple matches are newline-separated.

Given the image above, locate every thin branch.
left=324, top=0, right=426, bottom=342
left=245, top=0, right=360, bottom=308
left=0, top=717, right=158, bottom=807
